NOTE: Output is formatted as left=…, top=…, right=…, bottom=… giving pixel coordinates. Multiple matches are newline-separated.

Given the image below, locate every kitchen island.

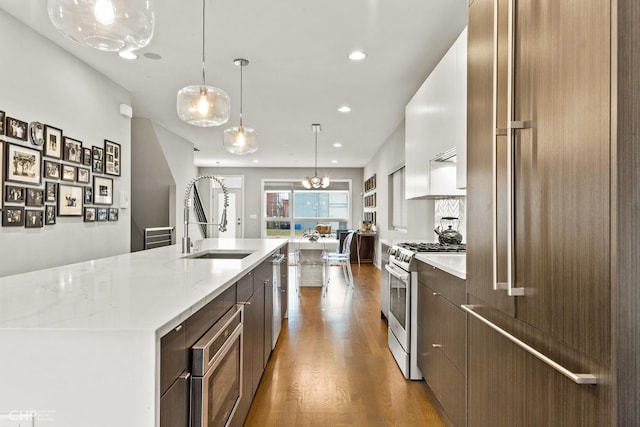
left=0, top=238, right=287, bottom=427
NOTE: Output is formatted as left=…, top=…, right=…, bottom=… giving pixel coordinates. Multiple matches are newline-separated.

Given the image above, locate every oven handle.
left=385, top=264, right=410, bottom=283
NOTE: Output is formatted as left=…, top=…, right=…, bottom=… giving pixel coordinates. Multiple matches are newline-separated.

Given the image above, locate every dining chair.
left=321, top=230, right=355, bottom=296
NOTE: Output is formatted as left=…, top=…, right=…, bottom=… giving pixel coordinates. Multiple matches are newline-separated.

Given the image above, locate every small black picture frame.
left=61, top=164, right=76, bottom=182
left=5, top=185, right=25, bottom=203
left=25, top=209, right=44, bottom=228
left=57, top=183, right=83, bottom=217
left=63, top=137, right=83, bottom=164
left=5, top=116, right=28, bottom=141
left=43, top=160, right=60, bottom=180
left=97, top=207, right=108, bottom=222
left=77, top=167, right=90, bottom=184
left=0, top=110, right=5, bottom=135
left=93, top=175, right=113, bottom=205
left=104, top=140, right=121, bottom=176
left=44, top=125, right=63, bottom=159
left=45, top=205, right=56, bottom=225
left=84, top=185, right=93, bottom=204
left=82, top=147, right=92, bottom=166
left=25, top=188, right=44, bottom=207
left=2, top=206, right=24, bottom=226
left=5, top=143, right=41, bottom=185
left=84, top=207, right=96, bottom=222
left=108, top=207, right=119, bottom=221
left=92, top=146, right=104, bottom=174
left=45, top=181, right=57, bottom=203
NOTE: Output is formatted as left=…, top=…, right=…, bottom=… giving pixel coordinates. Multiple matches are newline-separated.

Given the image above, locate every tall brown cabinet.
left=467, top=0, right=639, bottom=425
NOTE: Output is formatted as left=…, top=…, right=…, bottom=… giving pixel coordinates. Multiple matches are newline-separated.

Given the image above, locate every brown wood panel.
left=263, top=274, right=273, bottom=368
left=159, top=322, right=186, bottom=396
left=237, top=271, right=254, bottom=302
left=251, top=284, right=265, bottom=396
left=615, top=0, right=640, bottom=424
left=159, top=372, right=190, bottom=427
left=279, top=245, right=288, bottom=322
left=512, top=0, right=611, bottom=363
left=245, top=266, right=445, bottom=427
left=185, top=284, right=236, bottom=349
left=466, top=0, right=516, bottom=317
left=417, top=261, right=466, bottom=306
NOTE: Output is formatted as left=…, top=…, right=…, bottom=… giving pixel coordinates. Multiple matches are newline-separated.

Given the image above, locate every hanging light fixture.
left=176, top=0, right=230, bottom=127
left=223, top=59, right=258, bottom=155
left=47, top=0, right=155, bottom=52
left=302, top=124, right=330, bottom=189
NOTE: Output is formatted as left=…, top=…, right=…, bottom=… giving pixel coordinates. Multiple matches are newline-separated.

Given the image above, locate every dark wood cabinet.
left=160, top=372, right=190, bottom=427
left=417, top=262, right=466, bottom=427
left=338, top=231, right=375, bottom=264
left=466, top=0, right=616, bottom=424
left=159, top=322, right=187, bottom=397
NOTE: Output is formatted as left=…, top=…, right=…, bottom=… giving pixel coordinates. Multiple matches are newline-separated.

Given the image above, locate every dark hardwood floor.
left=244, top=264, right=445, bottom=427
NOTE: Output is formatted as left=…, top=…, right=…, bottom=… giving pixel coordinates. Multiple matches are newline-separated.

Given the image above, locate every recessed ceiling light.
left=348, top=50, right=367, bottom=61
left=252, top=159, right=259, bottom=163
left=337, top=105, right=351, bottom=113
left=331, top=160, right=338, bottom=164
left=333, top=142, right=342, bottom=148
left=118, top=51, right=138, bottom=60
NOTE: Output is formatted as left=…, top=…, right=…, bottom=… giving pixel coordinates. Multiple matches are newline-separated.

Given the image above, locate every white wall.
left=0, top=11, right=131, bottom=277
left=363, top=121, right=436, bottom=265
left=197, top=166, right=364, bottom=239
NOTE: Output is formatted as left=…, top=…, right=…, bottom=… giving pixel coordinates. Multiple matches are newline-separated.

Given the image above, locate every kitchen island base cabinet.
left=417, top=261, right=466, bottom=427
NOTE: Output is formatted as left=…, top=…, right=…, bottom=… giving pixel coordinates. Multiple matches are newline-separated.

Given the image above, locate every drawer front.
left=253, top=259, right=273, bottom=294
left=425, top=346, right=466, bottom=427
left=160, top=371, right=190, bottom=427
left=418, top=261, right=466, bottom=307
left=237, top=271, right=254, bottom=302
left=436, top=293, right=466, bottom=374
left=185, top=284, right=237, bottom=348
left=160, top=322, right=187, bottom=396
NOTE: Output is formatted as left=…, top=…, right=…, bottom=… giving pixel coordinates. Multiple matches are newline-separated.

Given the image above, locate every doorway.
left=211, top=176, right=243, bottom=238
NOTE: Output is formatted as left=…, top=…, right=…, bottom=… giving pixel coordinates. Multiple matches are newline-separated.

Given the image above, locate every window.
left=389, top=166, right=407, bottom=230
left=264, top=181, right=350, bottom=238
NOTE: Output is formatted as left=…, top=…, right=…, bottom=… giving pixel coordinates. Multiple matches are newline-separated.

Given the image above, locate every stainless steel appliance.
left=386, top=242, right=465, bottom=380
left=192, top=305, right=243, bottom=427
left=271, top=252, right=286, bottom=349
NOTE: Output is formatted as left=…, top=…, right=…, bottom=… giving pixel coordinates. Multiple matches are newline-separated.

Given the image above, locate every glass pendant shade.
left=177, top=85, right=230, bottom=127
left=223, top=126, right=258, bottom=155
left=47, top=0, right=155, bottom=52
left=302, top=124, right=330, bottom=189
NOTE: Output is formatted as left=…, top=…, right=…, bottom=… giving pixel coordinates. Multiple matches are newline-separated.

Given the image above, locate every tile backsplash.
left=434, top=198, right=466, bottom=242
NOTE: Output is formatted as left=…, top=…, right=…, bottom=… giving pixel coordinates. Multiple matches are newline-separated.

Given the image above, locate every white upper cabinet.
left=405, top=28, right=467, bottom=199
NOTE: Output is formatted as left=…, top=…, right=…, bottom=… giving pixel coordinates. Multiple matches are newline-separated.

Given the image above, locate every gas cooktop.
left=396, top=242, right=466, bottom=253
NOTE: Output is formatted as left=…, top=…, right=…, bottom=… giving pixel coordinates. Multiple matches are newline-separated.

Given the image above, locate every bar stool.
left=321, top=230, right=355, bottom=296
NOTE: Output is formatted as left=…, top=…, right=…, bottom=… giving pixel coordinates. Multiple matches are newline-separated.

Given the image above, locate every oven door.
left=192, top=306, right=243, bottom=427
left=386, top=263, right=410, bottom=351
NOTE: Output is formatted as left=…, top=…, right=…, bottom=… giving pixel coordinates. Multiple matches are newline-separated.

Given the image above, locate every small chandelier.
left=176, top=0, right=230, bottom=127
left=47, top=0, right=155, bottom=52
left=223, top=59, right=258, bottom=155
left=302, top=124, right=330, bottom=189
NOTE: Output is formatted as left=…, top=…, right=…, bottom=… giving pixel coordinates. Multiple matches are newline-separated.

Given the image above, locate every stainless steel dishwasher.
left=271, top=252, right=286, bottom=349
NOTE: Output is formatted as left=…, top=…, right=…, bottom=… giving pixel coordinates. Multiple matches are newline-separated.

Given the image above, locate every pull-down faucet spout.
left=182, top=175, right=229, bottom=254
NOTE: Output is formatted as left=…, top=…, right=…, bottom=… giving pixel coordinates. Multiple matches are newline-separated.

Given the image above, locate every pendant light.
left=176, top=0, right=230, bottom=127
left=47, top=0, right=155, bottom=52
left=223, top=59, right=258, bottom=155
left=302, top=124, right=330, bottom=189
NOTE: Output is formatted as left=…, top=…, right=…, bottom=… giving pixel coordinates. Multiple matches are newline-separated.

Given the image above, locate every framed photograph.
left=5, top=185, right=25, bottom=203
left=57, top=183, right=83, bottom=216
left=92, top=146, right=104, bottom=174
left=82, top=147, right=92, bottom=166
left=93, top=175, right=113, bottom=205
left=0, top=111, right=5, bottom=135
left=45, top=205, right=56, bottom=225
left=43, top=160, right=60, bottom=179
left=26, top=188, right=44, bottom=207
left=84, top=207, right=96, bottom=222
left=97, top=207, right=108, bottom=222
left=5, top=143, right=41, bottom=185
left=84, top=185, right=93, bottom=204
left=77, top=167, right=90, bottom=184
left=61, top=164, right=76, bottom=182
left=104, top=140, right=121, bottom=176
left=44, top=125, right=63, bottom=159
left=25, top=209, right=44, bottom=228
left=5, top=117, right=28, bottom=141
left=2, top=206, right=24, bottom=226
left=108, top=208, right=119, bottom=221
left=45, top=181, right=57, bottom=203
left=63, top=137, right=83, bottom=164
left=0, top=140, right=3, bottom=208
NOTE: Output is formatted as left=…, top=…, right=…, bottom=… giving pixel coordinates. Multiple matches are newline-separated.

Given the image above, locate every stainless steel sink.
left=184, top=250, right=254, bottom=260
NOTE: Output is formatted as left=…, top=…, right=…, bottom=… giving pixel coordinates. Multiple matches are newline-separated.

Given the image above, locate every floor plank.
left=244, top=264, right=445, bottom=427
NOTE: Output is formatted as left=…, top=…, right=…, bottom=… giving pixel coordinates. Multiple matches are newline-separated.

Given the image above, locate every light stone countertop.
left=414, top=253, right=466, bottom=280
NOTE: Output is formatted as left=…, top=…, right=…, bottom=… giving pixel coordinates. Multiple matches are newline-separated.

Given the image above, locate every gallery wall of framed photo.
left=1, top=112, right=122, bottom=229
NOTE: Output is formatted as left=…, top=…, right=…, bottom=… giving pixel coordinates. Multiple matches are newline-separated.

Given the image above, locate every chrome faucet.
left=182, top=175, right=229, bottom=253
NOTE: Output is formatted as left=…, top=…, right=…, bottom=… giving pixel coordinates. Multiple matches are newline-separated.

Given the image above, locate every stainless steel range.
left=386, top=242, right=465, bottom=380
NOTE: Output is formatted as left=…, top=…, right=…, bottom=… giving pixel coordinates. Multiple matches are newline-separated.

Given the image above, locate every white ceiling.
left=0, top=0, right=468, bottom=169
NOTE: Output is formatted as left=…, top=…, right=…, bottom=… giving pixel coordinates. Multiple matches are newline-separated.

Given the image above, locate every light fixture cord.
left=239, top=62, right=244, bottom=127
left=201, top=0, right=206, bottom=86
left=314, top=127, right=318, bottom=176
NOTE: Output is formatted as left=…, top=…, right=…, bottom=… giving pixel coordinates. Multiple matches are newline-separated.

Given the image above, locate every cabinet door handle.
left=178, top=371, right=191, bottom=380
left=238, top=301, right=251, bottom=305
left=174, top=325, right=183, bottom=332
left=432, top=344, right=442, bottom=348
left=432, top=292, right=440, bottom=296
